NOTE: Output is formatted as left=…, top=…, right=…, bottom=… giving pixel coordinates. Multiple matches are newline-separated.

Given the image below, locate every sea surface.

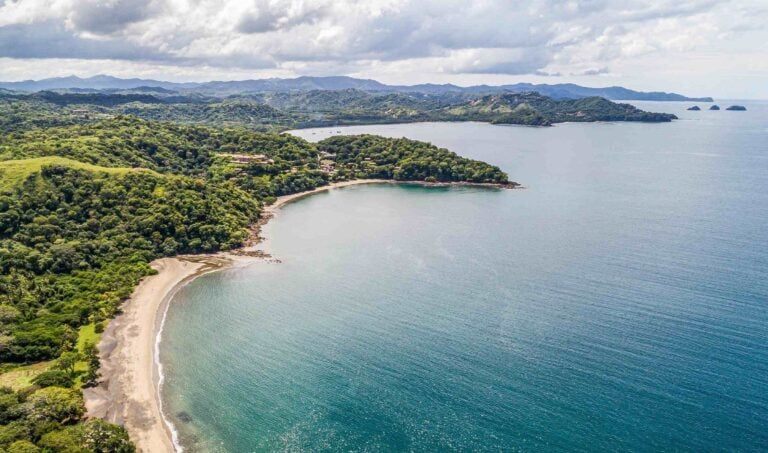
left=161, top=101, right=768, bottom=452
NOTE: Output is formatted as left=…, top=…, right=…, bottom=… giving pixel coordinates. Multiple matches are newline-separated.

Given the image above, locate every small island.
left=710, top=105, right=721, bottom=110
left=726, top=105, right=747, bottom=111
left=687, top=106, right=701, bottom=111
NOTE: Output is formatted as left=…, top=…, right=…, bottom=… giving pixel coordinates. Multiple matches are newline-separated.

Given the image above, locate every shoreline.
left=85, top=178, right=515, bottom=452
left=84, top=255, right=244, bottom=453
left=269, top=179, right=517, bottom=211
left=240, top=179, right=518, bottom=254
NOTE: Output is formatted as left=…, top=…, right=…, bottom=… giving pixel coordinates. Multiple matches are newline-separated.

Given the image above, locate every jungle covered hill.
left=0, top=89, right=677, bottom=133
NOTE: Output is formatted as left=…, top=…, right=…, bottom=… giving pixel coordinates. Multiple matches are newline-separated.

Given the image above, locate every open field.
left=0, top=156, right=155, bottom=191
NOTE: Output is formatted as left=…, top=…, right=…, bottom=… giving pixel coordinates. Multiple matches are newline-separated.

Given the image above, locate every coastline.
left=83, top=255, right=242, bottom=453
left=85, top=178, right=514, bottom=452
left=264, top=179, right=516, bottom=214
left=240, top=179, right=517, bottom=254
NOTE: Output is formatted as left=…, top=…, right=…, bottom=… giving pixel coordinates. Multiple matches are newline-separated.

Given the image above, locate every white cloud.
left=0, top=0, right=765, bottom=97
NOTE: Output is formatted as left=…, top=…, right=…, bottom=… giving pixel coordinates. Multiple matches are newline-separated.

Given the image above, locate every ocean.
left=160, top=101, right=768, bottom=451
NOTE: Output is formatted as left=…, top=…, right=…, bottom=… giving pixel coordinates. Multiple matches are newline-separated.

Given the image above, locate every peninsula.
left=0, top=117, right=514, bottom=451
left=1, top=87, right=677, bottom=133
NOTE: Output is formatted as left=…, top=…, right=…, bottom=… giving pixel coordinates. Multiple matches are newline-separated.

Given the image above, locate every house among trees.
left=220, top=153, right=273, bottom=165
left=70, top=109, right=90, bottom=118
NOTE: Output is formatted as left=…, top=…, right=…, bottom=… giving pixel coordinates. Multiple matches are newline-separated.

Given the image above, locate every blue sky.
left=0, top=0, right=765, bottom=98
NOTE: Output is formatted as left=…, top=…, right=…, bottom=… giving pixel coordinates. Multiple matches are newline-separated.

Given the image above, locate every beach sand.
left=84, top=180, right=388, bottom=452
left=84, top=179, right=511, bottom=452
left=84, top=256, right=235, bottom=453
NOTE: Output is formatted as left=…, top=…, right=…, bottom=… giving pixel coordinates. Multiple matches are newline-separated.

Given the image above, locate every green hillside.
left=0, top=156, right=153, bottom=191
left=0, top=90, right=677, bottom=134
left=438, top=93, right=677, bottom=125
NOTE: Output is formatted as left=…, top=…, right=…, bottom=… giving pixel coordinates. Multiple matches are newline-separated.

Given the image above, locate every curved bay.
left=162, top=101, right=768, bottom=452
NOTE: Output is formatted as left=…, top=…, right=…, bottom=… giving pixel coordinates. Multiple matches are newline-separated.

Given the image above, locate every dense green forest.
left=0, top=89, right=676, bottom=134
left=318, top=135, right=509, bottom=183
left=437, top=93, right=677, bottom=125
left=0, top=115, right=512, bottom=450
left=0, top=167, right=257, bottom=361
left=0, top=386, right=133, bottom=452
left=0, top=99, right=87, bottom=133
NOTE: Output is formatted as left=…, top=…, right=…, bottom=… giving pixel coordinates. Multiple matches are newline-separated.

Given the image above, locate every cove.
left=161, top=102, right=768, bottom=451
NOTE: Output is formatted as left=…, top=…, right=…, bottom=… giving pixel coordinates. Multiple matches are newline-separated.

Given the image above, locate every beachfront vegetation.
left=319, top=135, right=509, bottom=183
left=0, top=385, right=134, bottom=452
left=0, top=114, right=513, bottom=450
left=0, top=165, right=258, bottom=362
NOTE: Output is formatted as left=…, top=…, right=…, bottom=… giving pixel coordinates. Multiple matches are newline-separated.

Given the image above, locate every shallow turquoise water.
left=162, top=101, right=768, bottom=451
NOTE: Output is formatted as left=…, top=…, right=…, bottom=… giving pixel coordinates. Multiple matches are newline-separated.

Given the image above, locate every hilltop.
left=437, top=93, right=677, bottom=125
left=0, top=156, right=155, bottom=191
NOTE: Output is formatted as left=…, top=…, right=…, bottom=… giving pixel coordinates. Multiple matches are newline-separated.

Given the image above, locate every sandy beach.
left=83, top=180, right=389, bottom=452
left=265, top=178, right=515, bottom=216
left=83, top=256, right=236, bottom=452
left=84, top=179, right=511, bottom=452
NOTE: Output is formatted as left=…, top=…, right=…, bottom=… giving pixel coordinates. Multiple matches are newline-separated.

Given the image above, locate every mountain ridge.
left=0, top=75, right=713, bottom=102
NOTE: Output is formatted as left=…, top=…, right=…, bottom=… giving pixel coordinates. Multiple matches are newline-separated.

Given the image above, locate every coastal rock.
left=687, top=106, right=701, bottom=111
left=710, top=105, right=720, bottom=110
left=726, top=105, right=747, bottom=111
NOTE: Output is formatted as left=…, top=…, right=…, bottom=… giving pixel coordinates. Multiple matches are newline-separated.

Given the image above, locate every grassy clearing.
left=0, top=156, right=156, bottom=191
left=0, top=324, right=102, bottom=390
left=0, top=361, right=53, bottom=391
left=74, top=323, right=101, bottom=387
left=76, top=323, right=101, bottom=353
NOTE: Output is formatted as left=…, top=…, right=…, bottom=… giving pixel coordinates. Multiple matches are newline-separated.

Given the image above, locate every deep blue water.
left=161, top=101, right=768, bottom=452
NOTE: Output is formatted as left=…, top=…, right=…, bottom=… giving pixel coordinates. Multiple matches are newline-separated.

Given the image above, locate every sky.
left=0, top=0, right=766, bottom=98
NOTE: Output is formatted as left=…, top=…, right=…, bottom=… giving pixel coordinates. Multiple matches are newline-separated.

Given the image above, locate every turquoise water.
left=161, top=101, right=768, bottom=452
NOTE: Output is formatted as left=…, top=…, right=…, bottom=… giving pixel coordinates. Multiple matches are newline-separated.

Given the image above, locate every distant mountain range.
left=0, top=75, right=714, bottom=102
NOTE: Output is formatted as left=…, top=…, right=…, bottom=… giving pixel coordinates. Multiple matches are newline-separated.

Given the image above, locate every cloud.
left=576, top=67, right=609, bottom=76
left=236, top=2, right=329, bottom=34
left=67, top=0, right=159, bottom=35
left=0, top=21, right=164, bottom=60
left=0, top=0, right=764, bottom=87
left=438, top=48, right=554, bottom=75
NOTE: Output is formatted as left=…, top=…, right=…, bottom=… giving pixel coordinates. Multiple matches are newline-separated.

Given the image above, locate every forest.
left=0, top=116, right=512, bottom=451
left=0, top=89, right=677, bottom=134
